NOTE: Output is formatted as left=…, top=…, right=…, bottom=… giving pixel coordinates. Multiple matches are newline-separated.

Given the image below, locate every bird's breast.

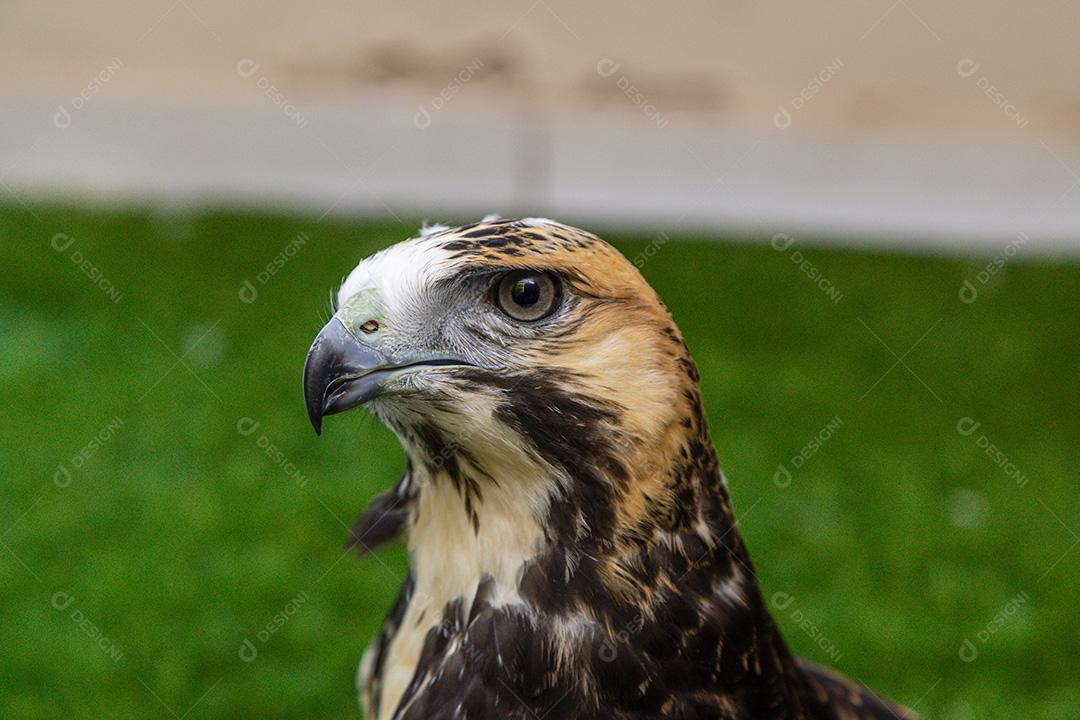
left=369, top=468, right=551, bottom=718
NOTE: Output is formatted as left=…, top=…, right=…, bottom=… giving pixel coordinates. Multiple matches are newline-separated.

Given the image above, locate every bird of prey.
left=303, top=218, right=914, bottom=720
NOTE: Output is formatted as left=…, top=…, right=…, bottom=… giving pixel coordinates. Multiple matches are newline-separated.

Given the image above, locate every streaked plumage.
left=302, top=218, right=915, bottom=720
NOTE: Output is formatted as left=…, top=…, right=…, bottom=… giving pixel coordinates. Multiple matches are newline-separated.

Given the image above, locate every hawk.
left=303, top=218, right=914, bottom=720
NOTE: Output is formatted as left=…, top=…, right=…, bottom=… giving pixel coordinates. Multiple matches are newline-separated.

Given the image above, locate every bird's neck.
left=402, top=383, right=770, bottom=635
left=514, top=389, right=768, bottom=624
left=395, top=372, right=808, bottom=717
left=387, top=391, right=810, bottom=720
left=406, top=457, right=556, bottom=610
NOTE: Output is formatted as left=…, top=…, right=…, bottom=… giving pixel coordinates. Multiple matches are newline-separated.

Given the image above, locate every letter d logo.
left=238, top=638, right=258, bottom=662
left=236, top=59, right=261, bottom=78
left=773, top=463, right=792, bottom=488
left=773, top=106, right=792, bottom=130
left=413, top=106, right=432, bottom=130
left=51, top=233, right=75, bottom=252
left=771, top=233, right=795, bottom=252
left=959, top=280, right=978, bottom=304
left=236, top=417, right=261, bottom=437
left=51, top=591, right=75, bottom=611
left=956, top=417, right=981, bottom=437
left=596, top=58, right=621, bottom=78
left=771, top=591, right=795, bottom=611
left=53, top=464, right=73, bottom=488
left=956, top=59, right=981, bottom=78
left=238, top=280, right=258, bottom=304
left=53, top=106, right=72, bottom=129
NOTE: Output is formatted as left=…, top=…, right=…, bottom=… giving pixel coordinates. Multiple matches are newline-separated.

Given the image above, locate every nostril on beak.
left=359, top=320, right=379, bottom=334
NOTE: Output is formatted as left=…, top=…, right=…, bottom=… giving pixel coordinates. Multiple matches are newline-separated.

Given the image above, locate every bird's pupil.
left=512, top=278, right=540, bottom=306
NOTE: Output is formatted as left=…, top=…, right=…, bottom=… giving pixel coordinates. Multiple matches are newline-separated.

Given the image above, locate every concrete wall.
left=2, top=1, right=1077, bottom=254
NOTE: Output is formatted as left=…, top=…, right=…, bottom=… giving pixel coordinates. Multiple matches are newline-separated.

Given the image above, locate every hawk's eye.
left=495, top=271, right=560, bottom=321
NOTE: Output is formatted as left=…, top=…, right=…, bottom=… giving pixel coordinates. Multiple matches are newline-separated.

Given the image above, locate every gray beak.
left=303, top=318, right=390, bottom=435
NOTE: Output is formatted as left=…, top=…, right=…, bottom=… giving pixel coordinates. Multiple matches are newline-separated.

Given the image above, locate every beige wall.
left=2, top=2, right=1077, bottom=252
left=3, top=0, right=1078, bottom=137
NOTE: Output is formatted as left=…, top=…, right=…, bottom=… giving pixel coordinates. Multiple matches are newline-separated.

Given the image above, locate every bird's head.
left=304, top=217, right=711, bottom=542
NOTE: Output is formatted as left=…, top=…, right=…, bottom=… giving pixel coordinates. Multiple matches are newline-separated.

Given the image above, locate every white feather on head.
left=418, top=221, right=449, bottom=238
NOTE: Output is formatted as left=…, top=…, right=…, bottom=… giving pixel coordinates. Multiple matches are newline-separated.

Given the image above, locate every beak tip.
left=306, top=402, right=324, bottom=436
left=303, top=344, right=326, bottom=436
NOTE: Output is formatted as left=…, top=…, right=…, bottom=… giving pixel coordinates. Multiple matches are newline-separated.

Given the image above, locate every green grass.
left=0, top=205, right=1076, bottom=719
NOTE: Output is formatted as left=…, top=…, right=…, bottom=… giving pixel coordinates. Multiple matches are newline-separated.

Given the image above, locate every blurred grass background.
left=0, top=205, right=1076, bottom=719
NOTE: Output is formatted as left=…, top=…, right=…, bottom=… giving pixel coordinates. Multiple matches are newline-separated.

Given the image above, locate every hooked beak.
left=303, top=317, right=470, bottom=435
left=303, top=318, right=389, bottom=435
